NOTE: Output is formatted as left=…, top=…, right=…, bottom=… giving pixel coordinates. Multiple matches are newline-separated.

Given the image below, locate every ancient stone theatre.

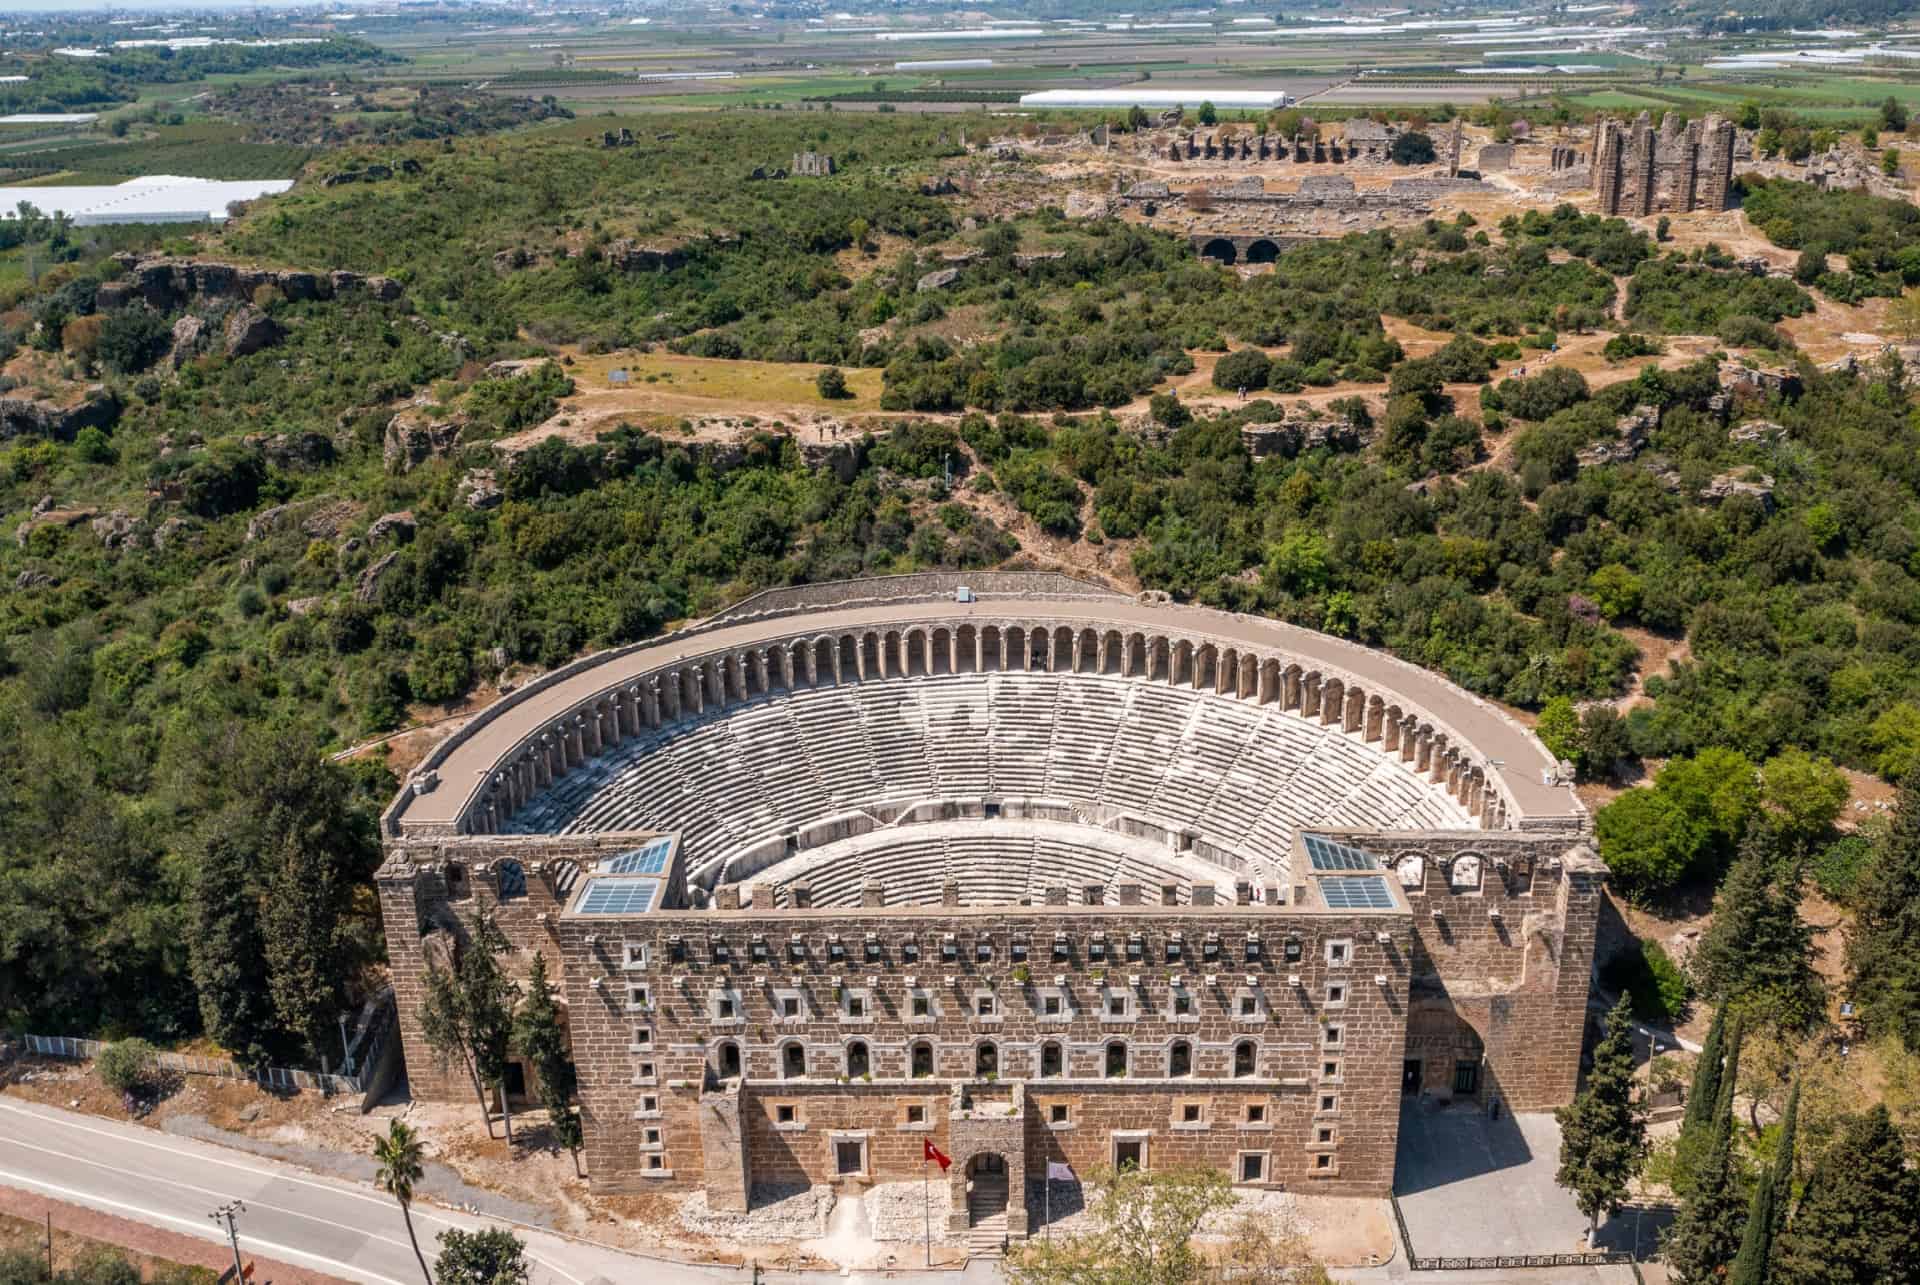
left=377, top=574, right=1603, bottom=1234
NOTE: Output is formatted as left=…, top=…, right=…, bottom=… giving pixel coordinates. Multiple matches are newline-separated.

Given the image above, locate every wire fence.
left=16, top=1032, right=363, bottom=1098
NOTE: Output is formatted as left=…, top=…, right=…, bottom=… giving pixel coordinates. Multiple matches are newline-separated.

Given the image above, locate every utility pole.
left=209, top=1200, right=245, bottom=1285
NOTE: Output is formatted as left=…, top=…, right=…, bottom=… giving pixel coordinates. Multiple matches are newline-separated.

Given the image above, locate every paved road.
left=0, top=1099, right=997, bottom=1285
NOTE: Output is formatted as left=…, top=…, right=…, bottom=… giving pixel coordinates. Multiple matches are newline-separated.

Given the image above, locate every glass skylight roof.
left=598, top=836, right=673, bottom=876
left=1320, top=876, right=1397, bottom=911
left=577, top=876, right=660, bottom=915
left=1304, top=833, right=1380, bottom=872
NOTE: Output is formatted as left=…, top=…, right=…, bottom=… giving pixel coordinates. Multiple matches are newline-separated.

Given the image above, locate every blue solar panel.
left=578, top=877, right=659, bottom=915
left=599, top=837, right=673, bottom=876
left=1304, top=834, right=1380, bottom=872
left=1320, top=876, right=1396, bottom=910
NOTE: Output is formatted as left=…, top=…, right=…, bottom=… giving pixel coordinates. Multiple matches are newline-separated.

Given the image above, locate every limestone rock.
left=383, top=410, right=465, bottom=473
left=286, top=595, right=324, bottom=616
left=90, top=509, right=138, bottom=549
left=916, top=268, right=960, bottom=293
left=169, top=315, right=206, bottom=369
left=1729, top=419, right=1786, bottom=443
left=243, top=431, right=333, bottom=469
left=247, top=503, right=295, bottom=543
left=0, top=387, right=120, bottom=441
left=1703, top=470, right=1775, bottom=510
left=151, top=517, right=192, bottom=551
left=224, top=305, right=284, bottom=358
left=367, top=276, right=403, bottom=302
left=356, top=551, right=400, bottom=603
left=367, top=510, right=417, bottom=543
left=459, top=469, right=503, bottom=510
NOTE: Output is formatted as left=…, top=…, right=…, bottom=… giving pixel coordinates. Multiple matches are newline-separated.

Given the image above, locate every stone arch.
left=1232, top=1038, right=1258, bottom=1077
left=1321, top=677, right=1345, bottom=726
left=1238, top=652, right=1259, bottom=701
left=780, top=1039, right=808, bottom=1079
left=1102, top=630, right=1124, bottom=675
left=981, top=625, right=1003, bottom=672
left=974, top=1039, right=1000, bottom=1078
left=812, top=637, right=836, bottom=685
left=845, top=1038, right=872, bottom=1079
left=910, top=1039, right=936, bottom=1078
left=861, top=631, right=882, bottom=680
left=1283, top=664, right=1303, bottom=710
left=1200, top=237, right=1238, bottom=265
left=1052, top=627, right=1075, bottom=672
left=1168, top=1038, right=1194, bottom=1077
left=930, top=628, right=952, bottom=675
left=1218, top=647, right=1239, bottom=696
left=1005, top=625, right=1028, bottom=671
left=1126, top=632, right=1148, bottom=677
left=1301, top=671, right=1323, bottom=720
left=1104, top=1039, right=1130, bottom=1078
left=906, top=629, right=929, bottom=677
left=1149, top=635, right=1172, bottom=682
left=956, top=624, right=978, bottom=673
left=1259, top=657, right=1281, bottom=705
left=1194, top=643, right=1217, bottom=692
left=1038, top=1040, right=1065, bottom=1078
left=838, top=634, right=860, bottom=681
left=882, top=631, right=903, bottom=679
left=1245, top=238, right=1281, bottom=264
left=495, top=859, right=527, bottom=901
left=1077, top=629, right=1099, bottom=673
left=713, top=1038, right=743, bottom=1080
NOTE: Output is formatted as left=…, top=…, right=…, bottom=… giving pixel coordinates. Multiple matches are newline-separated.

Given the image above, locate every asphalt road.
left=0, top=1097, right=1008, bottom=1284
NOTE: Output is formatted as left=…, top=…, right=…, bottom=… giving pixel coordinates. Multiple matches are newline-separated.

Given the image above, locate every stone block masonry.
left=372, top=575, right=1602, bottom=1242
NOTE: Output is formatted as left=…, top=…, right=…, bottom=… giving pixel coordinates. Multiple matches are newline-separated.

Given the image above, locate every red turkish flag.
left=924, top=1139, right=951, bottom=1171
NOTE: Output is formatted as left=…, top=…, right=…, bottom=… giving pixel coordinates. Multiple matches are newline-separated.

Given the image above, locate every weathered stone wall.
left=558, top=906, right=1412, bottom=1199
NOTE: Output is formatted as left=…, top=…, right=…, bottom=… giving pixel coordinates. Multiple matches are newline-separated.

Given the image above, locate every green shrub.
left=1602, top=333, right=1664, bottom=362
left=1212, top=347, right=1271, bottom=392
left=96, top=1038, right=160, bottom=1095
left=1811, top=833, right=1872, bottom=905
left=1602, top=939, right=1690, bottom=1022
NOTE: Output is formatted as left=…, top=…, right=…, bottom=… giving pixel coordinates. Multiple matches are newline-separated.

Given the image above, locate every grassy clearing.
left=570, top=349, right=886, bottom=410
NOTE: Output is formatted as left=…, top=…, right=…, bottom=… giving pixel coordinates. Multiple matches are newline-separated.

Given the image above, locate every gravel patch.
left=864, top=1180, right=958, bottom=1244
left=160, top=1113, right=551, bottom=1226
left=1198, top=1189, right=1303, bottom=1240
left=1026, top=1182, right=1301, bottom=1241
left=676, top=1183, right=834, bottom=1242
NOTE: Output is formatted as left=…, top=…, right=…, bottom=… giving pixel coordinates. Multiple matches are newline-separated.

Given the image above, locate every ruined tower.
left=1627, top=111, right=1656, bottom=217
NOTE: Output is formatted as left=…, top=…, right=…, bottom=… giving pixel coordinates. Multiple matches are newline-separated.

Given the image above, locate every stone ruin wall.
left=1593, top=111, right=1736, bottom=217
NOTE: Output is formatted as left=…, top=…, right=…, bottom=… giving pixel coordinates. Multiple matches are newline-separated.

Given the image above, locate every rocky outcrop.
left=1240, top=416, right=1370, bottom=458
left=367, top=510, right=417, bottom=543
left=169, top=315, right=206, bottom=368
left=356, top=551, right=400, bottom=603
left=1064, top=191, right=1113, bottom=220
left=242, top=431, right=334, bottom=470
left=916, top=268, right=960, bottom=293
left=224, top=306, right=284, bottom=357
left=1703, top=470, right=1776, bottom=510
left=459, top=469, right=503, bottom=510
left=90, top=509, right=138, bottom=549
left=384, top=409, right=466, bottom=473
left=1729, top=419, right=1787, bottom=443
left=109, top=254, right=405, bottom=311
left=15, top=506, right=95, bottom=547
left=151, top=517, right=193, bottom=551
left=0, top=387, right=120, bottom=441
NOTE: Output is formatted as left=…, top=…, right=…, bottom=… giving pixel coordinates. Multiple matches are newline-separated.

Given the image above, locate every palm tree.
left=373, top=1119, right=434, bottom=1285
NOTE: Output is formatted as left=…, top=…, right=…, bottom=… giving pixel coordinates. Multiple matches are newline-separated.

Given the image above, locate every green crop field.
left=0, top=137, right=312, bottom=181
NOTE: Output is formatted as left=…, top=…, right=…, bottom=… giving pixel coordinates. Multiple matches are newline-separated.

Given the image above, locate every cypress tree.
left=1555, top=997, right=1648, bottom=1245
left=1666, top=1016, right=1748, bottom=1283
left=513, top=952, right=583, bottom=1175
left=1774, top=1105, right=1918, bottom=1285
left=1692, top=828, right=1821, bottom=1027
left=187, top=828, right=276, bottom=1068
left=1846, top=770, right=1920, bottom=1051
left=1681, top=1003, right=1728, bottom=1143
left=1727, top=1078, right=1797, bottom=1285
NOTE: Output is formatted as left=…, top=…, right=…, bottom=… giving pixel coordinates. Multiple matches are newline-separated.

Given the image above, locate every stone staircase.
left=966, top=1175, right=1009, bottom=1259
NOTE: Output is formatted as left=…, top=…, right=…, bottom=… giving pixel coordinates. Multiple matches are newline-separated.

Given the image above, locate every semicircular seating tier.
left=501, top=663, right=1478, bottom=898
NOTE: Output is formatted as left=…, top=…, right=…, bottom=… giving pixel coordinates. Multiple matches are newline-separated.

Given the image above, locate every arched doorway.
left=1245, top=239, right=1281, bottom=264
left=966, top=1153, right=1010, bottom=1251
left=1200, top=237, right=1238, bottom=265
